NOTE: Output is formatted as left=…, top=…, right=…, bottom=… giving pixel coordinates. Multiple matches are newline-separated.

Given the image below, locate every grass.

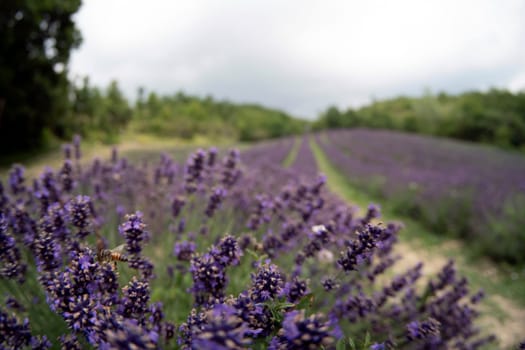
left=0, top=133, right=238, bottom=180
left=282, top=136, right=301, bottom=168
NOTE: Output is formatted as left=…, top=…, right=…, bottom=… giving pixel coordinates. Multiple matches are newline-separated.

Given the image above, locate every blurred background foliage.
left=1, top=0, right=525, bottom=159
left=0, top=0, right=82, bottom=153
left=66, top=77, right=308, bottom=144
left=0, top=0, right=306, bottom=158
left=314, top=89, right=525, bottom=151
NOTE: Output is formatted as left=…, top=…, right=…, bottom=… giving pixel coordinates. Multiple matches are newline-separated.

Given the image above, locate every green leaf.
left=294, top=293, right=315, bottom=311
left=348, top=337, right=356, bottom=350
left=280, top=302, right=296, bottom=309
left=362, top=332, right=371, bottom=348
left=245, top=248, right=260, bottom=259
left=336, top=337, right=346, bottom=350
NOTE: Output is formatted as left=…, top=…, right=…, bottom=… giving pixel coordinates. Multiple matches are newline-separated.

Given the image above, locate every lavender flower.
left=406, top=318, right=441, bottom=341
left=333, top=293, right=375, bottom=323
left=232, top=291, right=273, bottom=337
left=269, top=310, right=338, bottom=350
left=0, top=181, right=8, bottom=212
left=429, top=259, right=456, bottom=293
left=0, top=213, right=27, bottom=283
left=171, top=195, right=186, bottom=218
left=73, top=134, right=82, bottom=160
left=238, top=233, right=256, bottom=250
left=303, top=224, right=330, bottom=258
left=128, top=256, right=155, bottom=280
left=190, top=253, right=227, bottom=305
left=118, top=277, right=150, bottom=324
left=101, top=318, right=157, bottom=350
left=41, top=248, right=120, bottom=340
left=178, top=308, right=207, bottom=347
left=11, top=202, right=38, bottom=247
left=247, top=194, right=273, bottom=230
left=111, top=147, right=118, bottom=164
left=148, top=302, right=164, bottom=330
left=0, top=308, right=32, bottom=349
left=59, top=160, right=75, bottom=193
left=66, top=195, right=94, bottom=239
left=363, top=203, right=381, bottom=224
left=163, top=321, right=176, bottom=342
left=282, top=277, right=309, bottom=303
left=470, top=289, right=485, bottom=304
left=39, top=168, right=59, bottom=202
left=59, top=334, right=82, bottom=350
left=184, top=149, right=206, bottom=193
left=222, top=149, right=242, bottom=188
left=322, top=278, right=340, bottom=292
left=61, top=293, right=98, bottom=332
left=192, top=304, right=251, bottom=349
left=32, top=333, right=52, bottom=348
left=250, top=261, right=284, bottom=302
left=44, top=202, right=70, bottom=242
left=207, top=147, right=217, bottom=167
left=177, top=217, right=186, bottom=233
left=120, top=212, right=149, bottom=256
left=8, top=164, right=26, bottom=195
left=5, top=296, right=25, bottom=312
left=63, top=144, right=72, bottom=159
left=34, top=217, right=62, bottom=272
left=212, top=235, right=242, bottom=266
left=262, top=231, right=283, bottom=258
left=174, top=240, right=196, bottom=261
left=337, top=224, right=384, bottom=272
left=205, top=187, right=227, bottom=218
left=294, top=252, right=306, bottom=266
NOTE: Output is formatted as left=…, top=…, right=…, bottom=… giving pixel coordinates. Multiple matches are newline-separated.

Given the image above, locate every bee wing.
left=95, top=230, right=107, bottom=252
left=110, top=243, right=127, bottom=254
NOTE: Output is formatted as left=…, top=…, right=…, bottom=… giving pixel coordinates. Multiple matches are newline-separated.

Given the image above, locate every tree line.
left=0, top=1, right=305, bottom=156
left=0, top=0, right=82, bottom=153
left=69, top=78, right=307, bottom=143
left=314, top=89, right=525, bottom=151
left=2, top=1, right=524, bottom=156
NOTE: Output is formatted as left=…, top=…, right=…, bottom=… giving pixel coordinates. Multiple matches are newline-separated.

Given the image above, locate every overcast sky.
left=69, top=0, right=525, bottom=119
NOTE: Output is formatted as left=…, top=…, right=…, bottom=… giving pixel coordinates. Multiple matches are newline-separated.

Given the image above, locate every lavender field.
left=316, top=129, right=525, bottom=264
left=2, top=135, right=514, bottom=349
left=5, top=0, right=525, bottom=348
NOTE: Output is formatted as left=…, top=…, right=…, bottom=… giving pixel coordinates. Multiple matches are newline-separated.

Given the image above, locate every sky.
left=69, top=0, right=525, bottom=119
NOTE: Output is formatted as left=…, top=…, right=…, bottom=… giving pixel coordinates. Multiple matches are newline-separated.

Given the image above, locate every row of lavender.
left=316, top=129, right=525, bottom=264
left=0, top=136, right=501, bottom=349
left=290, top=136, right=320, bottom=179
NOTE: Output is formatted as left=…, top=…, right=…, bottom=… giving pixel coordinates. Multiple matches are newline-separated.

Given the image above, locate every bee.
left=97, top=244, right=128, bottom=264
left=95, top=231, right=128, bottom=269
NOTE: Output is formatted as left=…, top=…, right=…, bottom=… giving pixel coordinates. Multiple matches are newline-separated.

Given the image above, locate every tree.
left=0, top=0, right=82, bottom=152
left=323, top=106, right=343, bottom=128
left=69, top=76, right=100, bottom=135
left=100, top=80, right=132, bottom=138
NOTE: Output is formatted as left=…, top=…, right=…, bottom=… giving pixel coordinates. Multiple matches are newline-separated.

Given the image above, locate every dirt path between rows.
left=393, top=238, right=524, bottom=348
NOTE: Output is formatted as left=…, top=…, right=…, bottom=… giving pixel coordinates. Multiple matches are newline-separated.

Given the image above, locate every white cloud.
left=509, top=72, right=525, bottom=92
left=70, top=0, right=525, bottom=118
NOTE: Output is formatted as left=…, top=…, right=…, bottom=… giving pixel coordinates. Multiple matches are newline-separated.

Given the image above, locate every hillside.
left=314, top=89, right=525, bottom=151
